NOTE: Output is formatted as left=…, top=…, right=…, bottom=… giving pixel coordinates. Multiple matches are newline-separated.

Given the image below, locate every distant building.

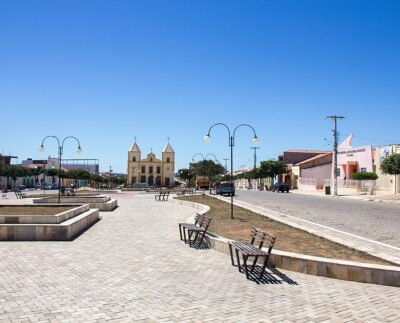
left=278, top=150, right=331, bottom=189
left=0, top=154, right=18, bottom=165
left=127, top=140, right=175, bottom=187
left=374, top=144, right=400, bottom=194
left=61, top=159, right=99, bottom=174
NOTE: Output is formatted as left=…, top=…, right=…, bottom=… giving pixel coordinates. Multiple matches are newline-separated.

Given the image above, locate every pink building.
left=337, top=134, right=373, bottom=180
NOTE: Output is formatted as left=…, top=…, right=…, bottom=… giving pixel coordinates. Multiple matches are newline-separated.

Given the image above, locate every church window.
left=150, top=157, right=153, bottom=162
left=141, top=166, right=145, bottom=173
left=132, top=157, right=136, bottom=162
left=167, top=157, right=170, bottom=163
left=157, top=166, right=161, bottom=174
left=149, top=166, right=153, bottom=174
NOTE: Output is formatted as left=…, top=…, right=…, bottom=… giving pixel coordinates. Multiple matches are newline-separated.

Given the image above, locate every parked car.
left=271, top=182, right=290, bottom=193
left=17, top=185, right=26, bottom=190
left=217, top=182, right=235, bottom=196
left=40, top=184, right=53, bottom=190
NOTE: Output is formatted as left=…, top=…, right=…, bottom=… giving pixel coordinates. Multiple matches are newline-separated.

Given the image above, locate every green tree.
left=110, top=175, right=127, bottom=186
left=8, top=165, right=32, bottom=187
left=381, top=153, right=400, bottom=175
left=45, top=168, right=59, bottom=184
left=90, top=173, right=104, bottom=189
left=65, top=169, right=91, bottom=186
left=178, top=168, right=195, bottom=187
left=189, top=160, right=226, bottom=178
left=32, top=166, right=45, bottom=184
left=258, top=160, right=288, bottom=184
left=352, top=172, right=378, bottom=180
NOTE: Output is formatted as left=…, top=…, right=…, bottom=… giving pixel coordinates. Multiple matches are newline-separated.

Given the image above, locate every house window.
left=141, top=166, right=145, bottom=173
left=157, top=166, right=161, bottom=174
left=149, top=166, right=153, bottom=174
left=360, top=168, right=367, bottom=172
left=132, top=156, right=136, bottom=162
left=167, top=157, right=170, bottom=163
left=336, top=168, right=340, bottom=177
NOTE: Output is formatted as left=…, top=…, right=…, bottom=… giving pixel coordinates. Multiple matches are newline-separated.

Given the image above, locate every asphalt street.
left=230, top=190, right=400, bottom=248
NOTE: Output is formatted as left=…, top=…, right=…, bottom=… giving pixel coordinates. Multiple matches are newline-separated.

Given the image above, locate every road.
left=232, top=190, right=400, bottom=248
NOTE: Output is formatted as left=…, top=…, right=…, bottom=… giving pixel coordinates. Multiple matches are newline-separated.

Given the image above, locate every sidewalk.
left=289, top=188, right=400, bottom=204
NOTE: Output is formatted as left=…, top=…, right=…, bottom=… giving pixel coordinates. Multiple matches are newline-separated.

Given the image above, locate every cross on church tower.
left=167, top=137, right=170, bottom=143
left=134, top=136, right=137, bottom=143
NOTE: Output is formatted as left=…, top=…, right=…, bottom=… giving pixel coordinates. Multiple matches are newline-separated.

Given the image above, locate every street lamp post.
left=192, top=153, right=218, bottom=194
left=39, top=136, right=82, bottom=204
left=204, top=123, right=259, bottom=219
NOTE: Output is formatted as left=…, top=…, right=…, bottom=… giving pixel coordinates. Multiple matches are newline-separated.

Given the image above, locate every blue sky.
left=1, top=0, right=399, bottom=173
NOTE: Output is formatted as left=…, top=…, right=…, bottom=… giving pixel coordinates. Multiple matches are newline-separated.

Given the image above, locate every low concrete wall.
left=33, top=196, right=118, bottom=212
left=90, top=199, right=118, bottom=211
left=169, top=198, right=210, bottom=214
left=0, top=208, right=100, bottom=241
left=174, top=197, right=400, bottom=287
left=34, top=196, right=110, bottom=204
left=0, top=204, right=89, bottom=224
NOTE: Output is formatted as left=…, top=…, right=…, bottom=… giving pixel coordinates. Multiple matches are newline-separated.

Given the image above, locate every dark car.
left=271, top=182, right=290, bottom=193
left=217, top=182, right=235, bottom=196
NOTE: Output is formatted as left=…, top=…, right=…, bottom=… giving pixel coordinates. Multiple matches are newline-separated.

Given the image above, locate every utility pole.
left=250, top=147, right=260, bottom=169
left=326, top=115, right=345, bottom=196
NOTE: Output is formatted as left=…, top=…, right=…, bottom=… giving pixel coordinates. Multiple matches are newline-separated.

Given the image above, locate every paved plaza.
left=0, top=192, right=399, bottom=322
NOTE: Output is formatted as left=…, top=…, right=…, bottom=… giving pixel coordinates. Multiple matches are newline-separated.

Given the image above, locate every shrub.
left=351, top=172, right=378, bottom=180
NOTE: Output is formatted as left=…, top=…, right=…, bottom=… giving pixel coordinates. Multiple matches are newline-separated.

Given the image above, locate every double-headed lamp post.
left=204, top=123, right=260, bottom=219
left=39, top=136, right=82, bottom=204
left=192, top=153, right=218, bottom=192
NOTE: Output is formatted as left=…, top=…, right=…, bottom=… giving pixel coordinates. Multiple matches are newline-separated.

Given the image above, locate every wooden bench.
left=178, top=213, right=212, bottom=248
left=229, top=228, right=277, bottom=280
left=155, top=191, right=170, bottom=201
left=14, top=189, right=27, bottom=199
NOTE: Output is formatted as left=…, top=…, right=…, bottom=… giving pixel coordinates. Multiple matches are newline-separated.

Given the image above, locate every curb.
left=173, top=197, right=400, bottom=287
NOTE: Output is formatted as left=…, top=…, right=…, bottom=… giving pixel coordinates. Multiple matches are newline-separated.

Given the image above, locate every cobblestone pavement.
left=0, top=193, right=399, bottom=322
left=233, top=190, right=400, bottom=248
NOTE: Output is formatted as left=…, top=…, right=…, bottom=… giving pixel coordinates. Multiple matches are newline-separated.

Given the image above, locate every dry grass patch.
left=177, top=195, right=396, bottom=266
left=0, top=206, right=75, bottom=216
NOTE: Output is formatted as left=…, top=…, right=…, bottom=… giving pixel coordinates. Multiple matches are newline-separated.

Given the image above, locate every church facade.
left=127, top=140, right=175, bottom=187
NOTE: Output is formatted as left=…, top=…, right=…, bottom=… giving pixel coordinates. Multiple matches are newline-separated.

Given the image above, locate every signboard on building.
left=379, top=146, right=391, bottom=163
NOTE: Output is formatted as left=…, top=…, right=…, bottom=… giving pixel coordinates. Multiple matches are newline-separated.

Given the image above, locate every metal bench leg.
left=229, top=244, right=235, bottom=266
left=259, top=256, right=269, bottom=280
left=235, top=249, right=241, bottom=272
left=190, top=230, right=200, bottom=247
left=196, top=230, right=206, bottom=248
left=243, top=255, right=250, bottom=279
left=179, top=224, right=183, bottom=241
left=183, top=227, right=188, bottom=243
left=251, top=256, right=259, bottom=273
